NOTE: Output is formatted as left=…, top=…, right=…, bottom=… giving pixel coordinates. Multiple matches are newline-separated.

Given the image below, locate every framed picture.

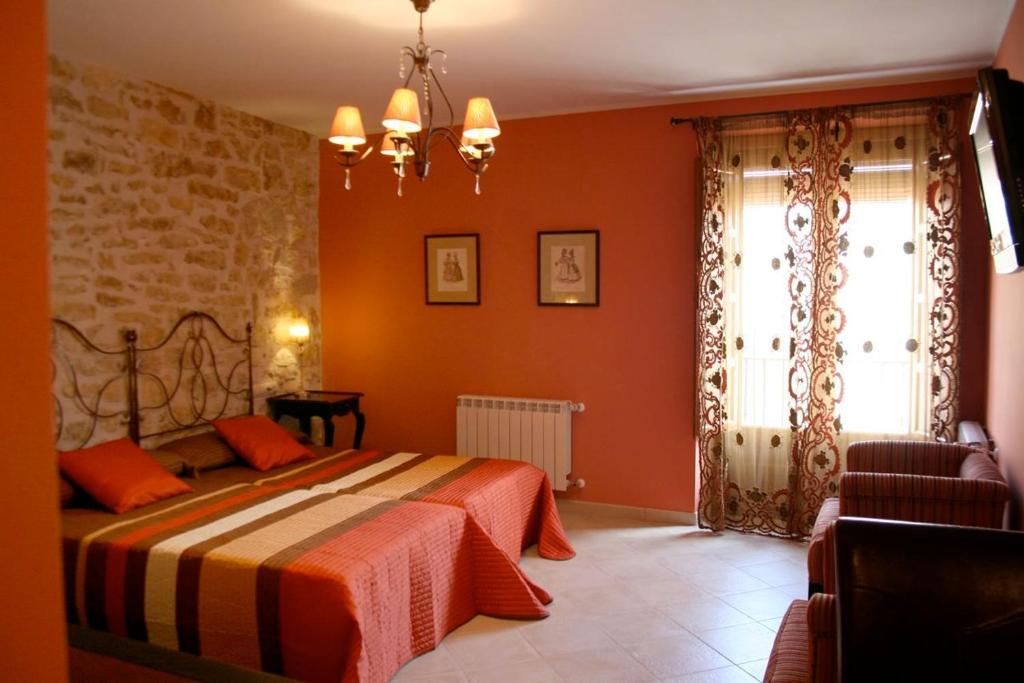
left=425, top=233, right=480, bottom=305
left=537, top=230, right=600, bottom=306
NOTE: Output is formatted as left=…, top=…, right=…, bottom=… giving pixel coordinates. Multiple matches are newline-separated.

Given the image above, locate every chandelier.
left=327, top=0, right=500, bottom=196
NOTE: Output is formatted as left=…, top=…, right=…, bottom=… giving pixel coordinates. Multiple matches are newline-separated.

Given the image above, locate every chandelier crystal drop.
left=328, top=0, right=499, bottom=196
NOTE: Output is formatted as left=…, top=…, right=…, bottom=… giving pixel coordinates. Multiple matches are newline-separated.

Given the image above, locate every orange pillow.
left=213, top=415, right=314, bottom=472
left=59, top=439, right=193, bottom=514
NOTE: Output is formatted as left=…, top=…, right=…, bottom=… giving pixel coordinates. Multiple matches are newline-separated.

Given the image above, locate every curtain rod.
left=668, top=92, right=973, bottom=127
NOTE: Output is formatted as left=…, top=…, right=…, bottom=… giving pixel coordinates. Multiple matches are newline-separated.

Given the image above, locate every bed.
left=248, top=447, right=575, bottom=562
left=63, top=474, right=551, bottom=681
left=53, top=311, right=573, bottom=682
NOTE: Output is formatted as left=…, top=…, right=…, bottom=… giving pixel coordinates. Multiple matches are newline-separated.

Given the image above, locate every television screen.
left=969, top=68, right=1024, bottom=274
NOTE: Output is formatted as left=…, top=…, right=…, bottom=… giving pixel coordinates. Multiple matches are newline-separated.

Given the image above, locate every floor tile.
left=738, top=560, right=807, bottom=587
left=596, top=557, right=682, bottom=582
left=444, top=617, right=541, bottom=671
left=519, top=614, right=619, bottom=657
left=775, top=582, right=809, bottom=600
left=392, top=667, right=468, bottom=683
left=629, top=577, right=710, bottom=607
left=740, top=658, right=769, bottom=680
left=715, top=548, right=791, bottom=568
left=656, top=553, right=724, bottom=576
left=659, top=596, right=754, bottom=631
left=560, top=581, right=651, bottom=618
left=695, top=622, right=777, bottom=664
left=390, top=644, right=460, bottom=679
left=532, top=559, right=614, bottom=591
left=661, top=665, right=758, bottom=682
left=719, top=588, right=794, bottom=620
left=464, top=659, right=563, bottom=683
left=688, top=568, right=772, bottom=596
left=760, top=617, right=784, bottom=632
left=595, top=608, right=690, bottom=646
left=546, top=645, right=658, bottom=683
left=570, top=539, right=639, bottom=561
left=625, top=632, right=732, bottom=678
left=770, top=540, right=810, bottom=562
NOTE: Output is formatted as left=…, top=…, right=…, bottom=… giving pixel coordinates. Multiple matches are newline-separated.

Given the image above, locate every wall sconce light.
left=288, top=319, right=311, bottom=396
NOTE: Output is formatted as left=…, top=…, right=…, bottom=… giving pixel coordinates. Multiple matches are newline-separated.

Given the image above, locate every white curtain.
left=696, top=100, right=962, bottom=536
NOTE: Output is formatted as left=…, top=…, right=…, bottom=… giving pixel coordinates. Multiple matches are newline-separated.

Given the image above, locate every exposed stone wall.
left=48, top=55, right=321, bottom=447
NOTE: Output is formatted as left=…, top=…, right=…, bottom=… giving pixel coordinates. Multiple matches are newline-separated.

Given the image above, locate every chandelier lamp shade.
left=382, top=88, right=423, bottom=134
left=327, top=0, right=500, bottom=196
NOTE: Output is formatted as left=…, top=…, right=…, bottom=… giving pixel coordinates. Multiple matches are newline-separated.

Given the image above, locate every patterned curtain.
left=695, top=99, right=962, bottom=537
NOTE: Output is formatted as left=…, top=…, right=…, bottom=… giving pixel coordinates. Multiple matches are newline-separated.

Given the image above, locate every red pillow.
left=212, top=415, right=314, bottom=472
left=59, top=439, right=193, bottom=514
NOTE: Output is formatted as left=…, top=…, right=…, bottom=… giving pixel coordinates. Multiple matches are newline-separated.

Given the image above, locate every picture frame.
left=425, top=233, right=480, bottom=305
left=537, top=230, right=600, bottom=306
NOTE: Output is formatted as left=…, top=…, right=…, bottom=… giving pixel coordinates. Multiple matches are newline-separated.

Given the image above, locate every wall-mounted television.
left=969, top=67, right=1024, bottom=275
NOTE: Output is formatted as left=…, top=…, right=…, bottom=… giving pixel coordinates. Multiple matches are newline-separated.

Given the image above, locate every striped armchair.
left=764, top=594, right=836, bottom=683
left=807, top=440, right=1010, bottom=594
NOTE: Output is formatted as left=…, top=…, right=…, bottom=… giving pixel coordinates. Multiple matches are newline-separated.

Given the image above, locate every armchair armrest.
left=847, top=440, right=972, bottom=477
left=839, top=472, right=1009, bottom=528
left=807, top=593, right=836, bottom=683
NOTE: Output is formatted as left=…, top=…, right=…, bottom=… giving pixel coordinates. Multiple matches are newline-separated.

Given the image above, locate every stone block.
left=204, top=139, right=232, bottom=159
left=122, top=252, right=166, bottom=266
left=50, top=85, right=83, bottom=111
left=96, top=291, right=133, bottom=307
left=63, top=150, right=99, bottom=174
left=188, top=180, right=238, bottom=202
left=200, top=214, right=234, bottom=234
left=188, top=273, right=217, bottom=291
left=156, top=271, right=183, bottom=286
left=87, top=95, right=128, bottom=120
left=184, top=249, right=227, bottom=270
left=139, top=118, right=180, bottom=148
left=195, top=103, right=216, bottom=130
left=156, top=233, right=198, bottom=250
left=224, top=166, right=260, bottom=191
left=150, top=152, right=216, bottom=178
left=49, top=55, right=77, bottom=82
left=156, top=98, right=185, bottom=124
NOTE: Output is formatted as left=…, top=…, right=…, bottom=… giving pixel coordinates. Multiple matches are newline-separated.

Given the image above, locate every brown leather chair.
left=807, top=440, right=1009, bottom=594
left=766, top=517, right=1024, bottom=682
left=834, top=517, right=1024, bottom=681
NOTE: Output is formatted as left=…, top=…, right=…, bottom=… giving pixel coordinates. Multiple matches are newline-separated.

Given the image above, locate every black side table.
left=266, top=391, right=365, bottom=449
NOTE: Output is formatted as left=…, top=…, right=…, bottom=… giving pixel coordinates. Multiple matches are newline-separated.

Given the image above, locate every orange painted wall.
left=988, top=0, right=1024, bottom=511
left=319, top=77, right=990, bottom=513
left=0, top=0, right=69, bottom=679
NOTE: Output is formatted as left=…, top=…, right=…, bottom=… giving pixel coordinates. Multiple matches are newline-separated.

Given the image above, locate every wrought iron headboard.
left=51, top=319, right=133, bottom=450
left=131, top=312, right=254, bottom=442
left=51, top=312, right=254, bottom=449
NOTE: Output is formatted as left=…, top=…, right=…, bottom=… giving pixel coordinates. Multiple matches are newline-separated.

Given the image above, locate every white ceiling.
left=48, top=0, right=1016, bottom=136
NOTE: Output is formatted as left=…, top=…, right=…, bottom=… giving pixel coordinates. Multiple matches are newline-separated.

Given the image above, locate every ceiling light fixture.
left=329, top=0, right=500, bottom=196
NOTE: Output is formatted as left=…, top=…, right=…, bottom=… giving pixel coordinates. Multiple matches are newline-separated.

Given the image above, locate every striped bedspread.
left=63, top=482, right=551, bottom=683
left=255, top=449, right=576, bottom=562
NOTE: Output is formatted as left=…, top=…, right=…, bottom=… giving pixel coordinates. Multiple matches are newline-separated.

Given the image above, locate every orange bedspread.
left=254, top=450, right=576, bottom=562
left=63, top=483, right=551, bottom=682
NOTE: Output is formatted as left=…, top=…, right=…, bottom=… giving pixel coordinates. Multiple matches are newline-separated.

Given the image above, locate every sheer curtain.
left=695, top=100, right=962, bottom=537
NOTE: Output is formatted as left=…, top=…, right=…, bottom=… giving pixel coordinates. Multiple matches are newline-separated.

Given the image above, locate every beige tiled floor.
left=391, top=506, right=808, bottom=682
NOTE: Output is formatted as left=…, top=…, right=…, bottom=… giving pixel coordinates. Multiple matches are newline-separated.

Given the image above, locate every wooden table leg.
left=322, top=410, right=335, bottom=448
left=352, top=404, right=366, bottom=449
left=299, top=415, right=313, bottom=442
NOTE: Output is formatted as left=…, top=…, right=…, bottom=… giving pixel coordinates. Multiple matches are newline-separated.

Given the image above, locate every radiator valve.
left=566, top=477, right=586, bottom=489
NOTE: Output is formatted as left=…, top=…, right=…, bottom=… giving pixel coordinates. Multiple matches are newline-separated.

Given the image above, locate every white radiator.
left=456, top=394, right=584, bottom=492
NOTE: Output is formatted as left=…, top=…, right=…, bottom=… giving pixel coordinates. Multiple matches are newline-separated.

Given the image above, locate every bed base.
left=68, top=624, right=290, bottom=682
